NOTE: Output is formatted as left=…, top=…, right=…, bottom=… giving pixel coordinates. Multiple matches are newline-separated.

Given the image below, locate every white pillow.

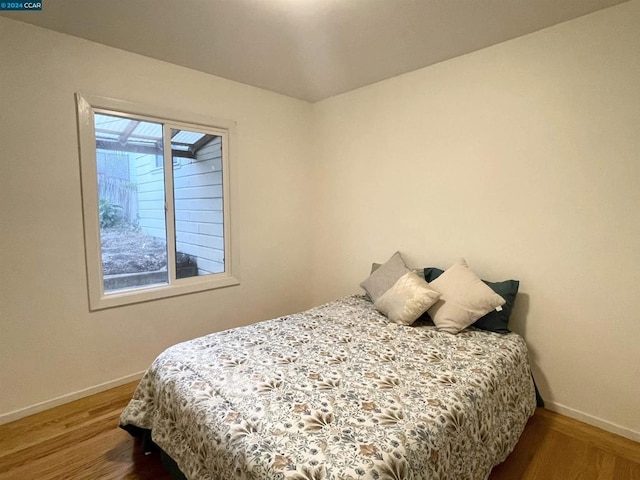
left=427, top=259, right=506, bottom=334
left=374, top=271, right=442, bottom=325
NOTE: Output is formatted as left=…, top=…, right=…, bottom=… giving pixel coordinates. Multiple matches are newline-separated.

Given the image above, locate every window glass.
left=76, top=94, right=239, bottom=310
left=94, top=113, right=168, bottom=292
left=171, top=128, right=225, bottom=279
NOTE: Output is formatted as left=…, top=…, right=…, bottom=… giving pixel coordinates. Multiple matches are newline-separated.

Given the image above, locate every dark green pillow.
left=423, top=267, right=519, bottom=334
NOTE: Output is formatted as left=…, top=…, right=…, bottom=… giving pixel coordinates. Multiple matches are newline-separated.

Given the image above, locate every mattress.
left=120, top=295, right=536, bottom=480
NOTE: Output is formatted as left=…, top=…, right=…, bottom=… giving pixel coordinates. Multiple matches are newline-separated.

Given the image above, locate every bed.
left=120, top=294, right=536, bottom=480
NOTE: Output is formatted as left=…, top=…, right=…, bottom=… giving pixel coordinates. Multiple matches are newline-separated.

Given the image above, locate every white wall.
left=311, top=1, right=640, bottom=440
left=0, top=17, right=314, bottom=419
left=1, top=1, right=639, bottom=442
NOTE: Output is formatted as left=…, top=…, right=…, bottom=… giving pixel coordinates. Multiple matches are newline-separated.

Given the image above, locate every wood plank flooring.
left=1, top=381, right=638, bottom=479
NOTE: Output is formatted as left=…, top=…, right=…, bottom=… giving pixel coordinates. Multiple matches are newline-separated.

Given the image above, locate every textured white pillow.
left=374, top=271, right=442, bottom=325
left=427, top=259, right=506, bottom=334
left=360, top=251, right=410, bottom=302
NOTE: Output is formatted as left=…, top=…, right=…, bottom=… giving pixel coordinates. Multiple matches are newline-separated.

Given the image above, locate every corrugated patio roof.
left=94, top=113, right=214, bottom=158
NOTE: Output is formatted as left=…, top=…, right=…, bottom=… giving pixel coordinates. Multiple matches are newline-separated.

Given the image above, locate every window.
left=76, top=94, right=239, bottom=310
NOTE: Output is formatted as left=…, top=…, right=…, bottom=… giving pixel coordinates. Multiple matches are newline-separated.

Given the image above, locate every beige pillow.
left=374, top=271, right=442, bottom=325
left=360, top=251, right=410, bottom=302
left=427, top=259, right=506, bottom=334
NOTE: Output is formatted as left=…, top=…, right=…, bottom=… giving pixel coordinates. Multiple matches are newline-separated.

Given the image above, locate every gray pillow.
left=360, top=251, right=410, bottom=302
left=372, top=262, right=425, bottom=279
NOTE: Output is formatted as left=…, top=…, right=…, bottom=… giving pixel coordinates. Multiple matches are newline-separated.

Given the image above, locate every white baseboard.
left=545, top=401, right=640, bottom=443
left=0, top=371, right=146, bottom=425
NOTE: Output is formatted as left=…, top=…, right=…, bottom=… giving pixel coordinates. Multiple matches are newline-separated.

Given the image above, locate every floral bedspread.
left=120, top=295, right=536, bottom=480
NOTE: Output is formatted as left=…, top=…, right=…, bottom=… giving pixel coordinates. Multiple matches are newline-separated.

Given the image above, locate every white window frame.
left=76, top=93, right=240, bottom=310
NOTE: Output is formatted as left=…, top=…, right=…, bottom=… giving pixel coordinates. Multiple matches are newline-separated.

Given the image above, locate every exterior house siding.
left=135, top=136, right=224, bottom=276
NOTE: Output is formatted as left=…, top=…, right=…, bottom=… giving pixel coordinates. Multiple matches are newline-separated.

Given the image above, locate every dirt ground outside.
left=100, top=227, right=167, bottom=275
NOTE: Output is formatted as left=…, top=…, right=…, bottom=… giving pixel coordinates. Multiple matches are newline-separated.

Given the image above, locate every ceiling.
left=1, top=0, right=628, bottom=102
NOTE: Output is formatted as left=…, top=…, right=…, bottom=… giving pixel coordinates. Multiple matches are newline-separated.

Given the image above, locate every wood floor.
left=1, top=382, right=638, bottom=479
